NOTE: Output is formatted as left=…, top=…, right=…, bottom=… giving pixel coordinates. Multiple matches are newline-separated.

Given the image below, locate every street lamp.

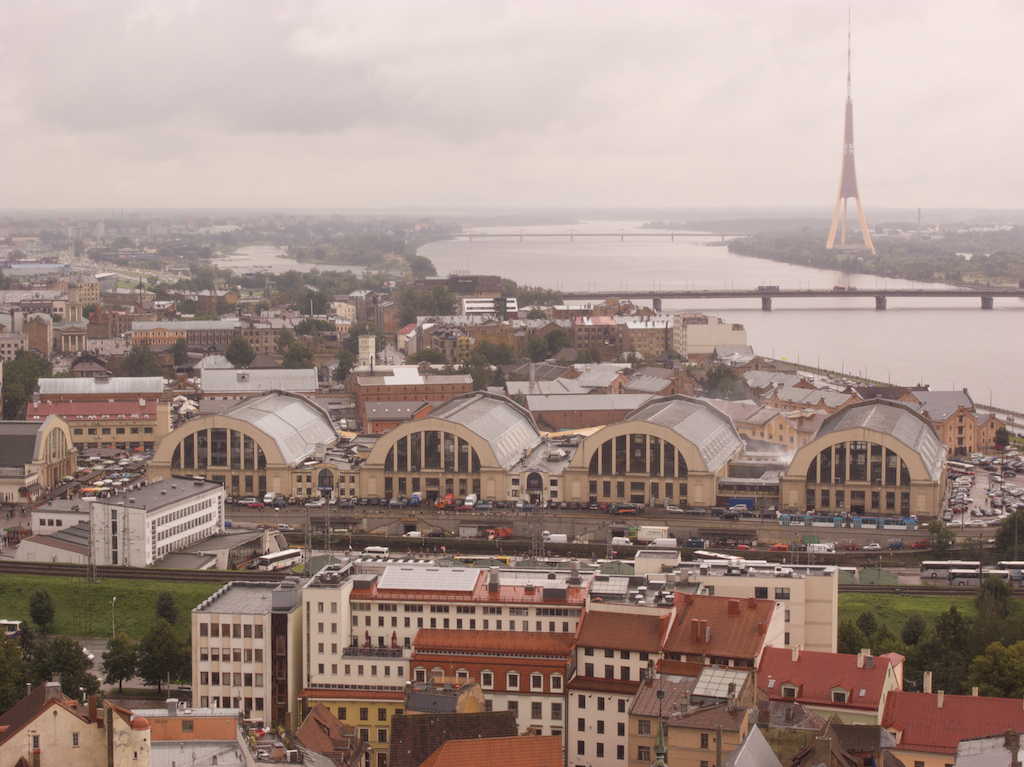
left=110, top=596, right=117, bottom=637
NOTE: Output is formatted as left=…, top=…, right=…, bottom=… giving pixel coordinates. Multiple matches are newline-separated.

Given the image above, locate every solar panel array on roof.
left=692, top=667, right=749, bottom=699
left=377, top=566, right=480, bottom=592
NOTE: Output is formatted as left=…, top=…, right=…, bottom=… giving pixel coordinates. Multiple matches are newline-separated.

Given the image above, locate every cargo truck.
left=635, top=525, right=670, bottom=543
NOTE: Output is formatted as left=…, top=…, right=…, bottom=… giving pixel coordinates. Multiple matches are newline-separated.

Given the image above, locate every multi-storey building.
left=0, top=416, right=77, bottom=504
left=349, top=367, right=473, bottom=427
left=0, top=331, right=26, bottom=360
left=672, top=313, right=747, bottom=358
left=191, top=578, right=305, bottom=729
left=616, top=317, right=673, bottom=359
left=567, top=605, right=668, bottom=767
left=28, top=399, right=170, bottom=452
left=91, top=477, right=225, bottom=566
left=198, top=368, right=318, bottom=412
left=130, top=319, right=240, bottom=348
left=571, top=316, right=617, bottom=356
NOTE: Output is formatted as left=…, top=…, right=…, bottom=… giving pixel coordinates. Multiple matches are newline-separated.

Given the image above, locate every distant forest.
left=726, top=226, right=1024, bottom=284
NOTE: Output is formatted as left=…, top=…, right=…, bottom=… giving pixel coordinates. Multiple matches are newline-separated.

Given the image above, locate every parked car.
left=841, top=542, right=860, bottom=551
left=664, top=505, right=684, bottom=514
left=911, top=539, right=930, bottom=549
left=304, top=499, right=325, bottom=508
left=246, top=500, right=264, bottom=509
left=862, top=542, right=881, bottom=551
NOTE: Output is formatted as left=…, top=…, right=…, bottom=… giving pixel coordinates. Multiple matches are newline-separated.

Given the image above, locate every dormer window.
left=832, top=690, right=847, bottom=704
left=781, top=685, right=798, bottom=699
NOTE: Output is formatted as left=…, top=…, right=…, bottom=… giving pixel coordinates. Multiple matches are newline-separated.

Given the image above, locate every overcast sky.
left=3, top=1, right=1021, bottom=212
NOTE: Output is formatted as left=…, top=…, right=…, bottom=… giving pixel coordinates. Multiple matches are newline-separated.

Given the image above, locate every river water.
left=217, top=228, right=1024, bottom=416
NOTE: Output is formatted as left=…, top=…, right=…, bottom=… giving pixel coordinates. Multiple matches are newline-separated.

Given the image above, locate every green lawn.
left=839, top=593, right=1024, bottom=636
left=0, top=576, right=224, bottom=642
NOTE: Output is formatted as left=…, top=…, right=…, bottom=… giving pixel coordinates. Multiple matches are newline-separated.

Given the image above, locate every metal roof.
left=0, top=421, right=48, bottom=467
left=377, top=566, right=480, bottom=592
left=132, top=320, right=240, bottom=331
left=815, top=400, right=946, bottom=480
left=224, top=392, right=338, bottom=465
left=625, top=396, right=743, bottom=473
left=201, top=368, right=318, bottom=393
left=428, top=393, right=541, bottom=468
left=525, top=393, right=653, bottom=412
left=39, top=376, right=165, bottom=395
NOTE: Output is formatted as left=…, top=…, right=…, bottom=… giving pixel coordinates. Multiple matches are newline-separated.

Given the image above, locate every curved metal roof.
left=814, top=399, right=945, bottom=480
left=225, top=392, right=337, bottom=465
left=624, top=395, right=743, bottom=473
left=428, top=392, right=541, bottom=469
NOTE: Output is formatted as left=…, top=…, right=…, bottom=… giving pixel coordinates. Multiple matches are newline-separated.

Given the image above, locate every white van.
left=402, top=531, right=422, bottom=538
left=647, top=538, right=678, bottom=549
left=611, top=536, right=633, bottom=546
left=277, top=523, right=294, bottom=532
left=363, top=546, right=391, bottom=557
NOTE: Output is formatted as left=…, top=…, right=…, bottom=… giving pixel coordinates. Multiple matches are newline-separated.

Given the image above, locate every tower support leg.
left=761, top=297, right=772, bottom=311
left=981, top=296, right=994, bottom=310
left=653, top=298, right=662, bottom=312
left=875, top=296, right=887, bottom=310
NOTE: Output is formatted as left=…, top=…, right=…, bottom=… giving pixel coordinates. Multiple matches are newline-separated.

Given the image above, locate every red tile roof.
left=300, top=688, right=404, bottom=701
left=664, top=593, right=775, bottom=661
left=758, top=648, right=897, bottom=712
left=413, top=629, right=576, bottom=657
left=883, top=691, right=1024, bottom=755
left=576, top=609, right=666, bottom=653
left=566, top=677, right=642, bottom=696
left=419, top=735, right=563, bottom=767
left=27, top=400, right=158, bottom=420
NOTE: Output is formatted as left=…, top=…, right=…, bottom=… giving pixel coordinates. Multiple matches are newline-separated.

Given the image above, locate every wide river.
left=217, top=225, right=1024, bottom=417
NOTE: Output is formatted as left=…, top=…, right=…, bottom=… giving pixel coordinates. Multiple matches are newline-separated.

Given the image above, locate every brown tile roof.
left=294, top=703, right=368, bottom=767
left=0, top=684, right=89, bottom=748
left=419, top=735, right=563, bottom=767
left=758, top=648, right=896, bottom=712
left=301, top=688, right=405, bottom=701
left=390, top=711, right=518, bottom=767
left=566, top=677, right=642, bottom=696
left=672, top=702, right=750, bottom=733
left=664, top=593, right=775, bottom=661
left=882, top=691, right=1024, bottom=756
left=575, top=609, right=666, bottom=653
left=413, top=629, right=576, bottom=657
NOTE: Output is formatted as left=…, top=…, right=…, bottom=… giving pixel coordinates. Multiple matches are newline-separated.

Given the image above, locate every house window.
left=782, top=686, right=797, bottom=699
left=182, top=721, right=194, bottom=732
left=72, top=733, right=80, bottom=747
left=481, top=671, right=493, bottom=688
left=775, top=588, right=790, bottom=600
left=531, top=702, right=542, bottom=719
left=551, top=702, right=562, bottom=720
left=638, top=747, right=651, bottom=761
left=638, top=720, right=651, bottom=735
left=507, top=672, right=519, bottom=690
left=531, top=673, right=543, bottom=691
left=832, top=691, right=847, bottom=703
left=701, top=733, right=709, bottom=749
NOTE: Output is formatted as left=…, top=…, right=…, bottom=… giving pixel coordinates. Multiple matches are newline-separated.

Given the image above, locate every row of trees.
left=840, top=576, right=1024, bottom=696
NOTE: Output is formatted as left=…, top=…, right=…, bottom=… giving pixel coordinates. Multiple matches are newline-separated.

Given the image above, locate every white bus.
left=362, top=546, right=391, bottom=558
left=997, top=561, right=1024, bottom=581
left=256, top=549, right=303, bottom=571
left=920, top=560, right=981, bottom=579
left=948, top=569, right=1011, bottom=587
left=947, top=461, right=975, bottom=475
left=0, top=619, right=23, bottom=638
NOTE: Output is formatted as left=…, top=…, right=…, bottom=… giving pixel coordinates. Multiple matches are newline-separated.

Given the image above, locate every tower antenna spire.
left=826, top=4, right=875, bottom=254
left=847, top=4, right=852, bottom=101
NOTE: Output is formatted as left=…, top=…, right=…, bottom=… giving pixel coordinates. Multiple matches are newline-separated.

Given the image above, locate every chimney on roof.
left=757, top=621, right=766, bottom=635
left=814, top=737, right=832, bottom=767
left=166, top=698, right=179, bottom=716
left=747, top=596, right=756, bottom=609
left=703, top=622, right=711, bottom=644
left=727, top=599, right=739, bottom=615
left=89, top=695, right=97, bottom=723
left=937, top=690, right=944, bottom=709
left=45, top=681, right=61, bottom=701
left=691, top=619, right=699, bottom=644
left=923, top=671, right=933, bottom=694
left=792, top=646, right=799, bottom=662
left=866, top=655, right=873, bottom=669
left=568, top=560, right=581, bottom=586
left=488, top=566, right=500, bottom=592
left=972, top=687, right=979, bottom=697
left=26, top=682, right=31, bottom=698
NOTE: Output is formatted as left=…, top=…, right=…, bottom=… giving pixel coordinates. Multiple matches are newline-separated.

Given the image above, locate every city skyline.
left=2, top=1, right=1022, bottom=211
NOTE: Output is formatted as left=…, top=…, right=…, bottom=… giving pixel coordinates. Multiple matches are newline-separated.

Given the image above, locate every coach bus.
left=256, top=548, right=303, bottom=571
left=920, top=560, right=981, bottom=579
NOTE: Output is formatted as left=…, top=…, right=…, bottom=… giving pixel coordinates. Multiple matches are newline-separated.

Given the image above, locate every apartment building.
left=191, top=578, right=305, bottom=730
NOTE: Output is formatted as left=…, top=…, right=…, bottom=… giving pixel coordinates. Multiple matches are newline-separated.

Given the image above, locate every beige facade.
left=0, top=416, right=77, bottom=503
left=672, top=313, right=747, bottom=357
left=780, top=400, right=945, bottom=519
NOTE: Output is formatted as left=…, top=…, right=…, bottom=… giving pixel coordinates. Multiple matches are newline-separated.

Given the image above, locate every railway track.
left=0, top=560, right=286, bottom=584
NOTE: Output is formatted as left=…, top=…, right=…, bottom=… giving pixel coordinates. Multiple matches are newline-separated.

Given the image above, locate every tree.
left=342, top=323, right=384, bottom=356
left=837, top=619, right=867, bottom=655
left=2, top=350, right=53, bottom=419
left=30, top=637, right=99, bottom=698
left=155, top=591, right=180, bottom=625
left=29, top=587, right=55, bottom=632
left=969, top=641, right=1024, bottom=698
left=544, top=327, right=571, bottom=356
left=465, top=351, right=492, bottom=391
left=927, top=518, right=956, bottom=558
left=171, top=338, right=190, bottom=366
left=526, top=334, right=550, bottom=363
left=994, top=510, right=1024, bottom=559
left=407, top=254, right=436, bottom=278
left=276, top=328, right=296, bottom=353
left=282, top=343, right=316, bottom=369
left=136, top=619, right=183, bottom=692
left=333, top=350, right=356, bottom=383
left=978, top=574, right=1013, bottom=619
left=0, top=634, right=29, bottom=715
left=901, top=614, right=927, bottom=646
left=225, top=336, right=256, bottom=367
left=102, top=633, right=137, bottom=692
left=920, top=604, right=972, bottom=694
left=429, top=285, right=456, bottom=316
left=995, top=427, right=1011, bottom=449
left=406, top=348, right=447, bottom=365
left=855, top=610, right=878, bottom=640
left=121, top=343, right=164, bottom=377
left=871, top=624, right=906, bottom=656
left=527, top=308, right=547, bottom=320
left=701, top=365, right=749, bottom=400
left=304, top=289, right=331, bottom=316
left=474, top=341, right=516, bottom=366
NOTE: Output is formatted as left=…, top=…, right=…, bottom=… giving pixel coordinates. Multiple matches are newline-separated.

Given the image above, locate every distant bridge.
left=558, top=287, right=1024, bottom=311
left=445, top=230, right=749, bottom=242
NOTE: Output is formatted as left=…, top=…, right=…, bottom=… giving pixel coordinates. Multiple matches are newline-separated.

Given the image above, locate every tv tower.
left=826, top=8, right=875, bottom=254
